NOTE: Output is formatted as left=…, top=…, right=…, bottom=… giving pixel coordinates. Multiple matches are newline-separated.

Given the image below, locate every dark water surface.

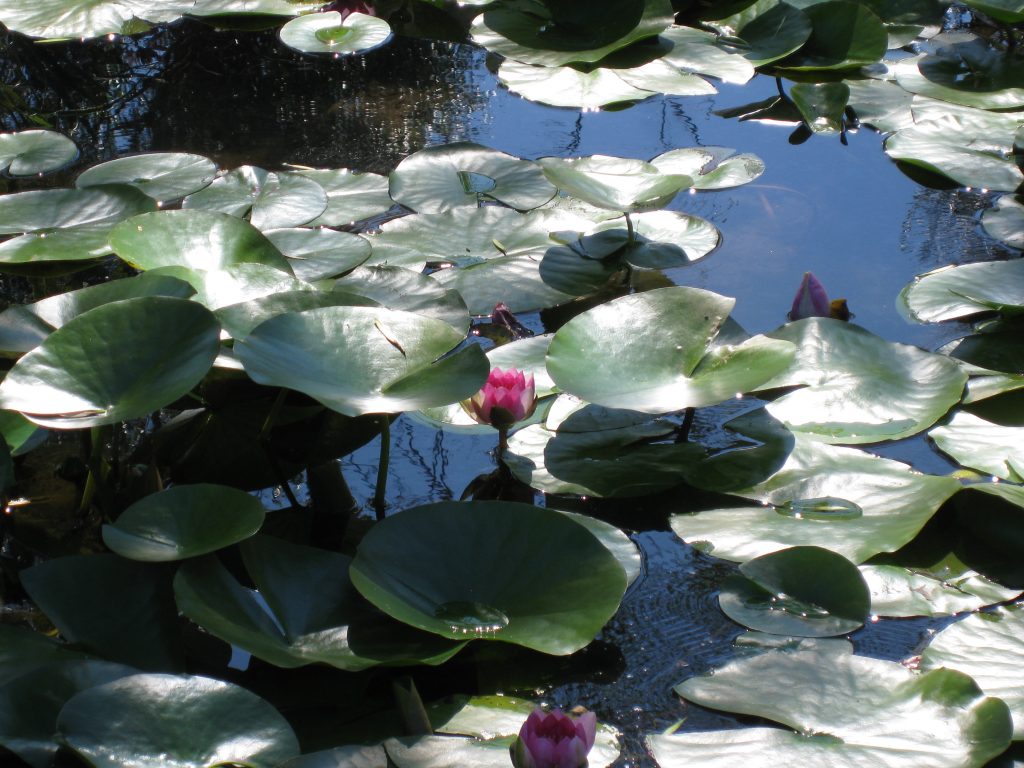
left=1, top=23, right=1008, bottom=766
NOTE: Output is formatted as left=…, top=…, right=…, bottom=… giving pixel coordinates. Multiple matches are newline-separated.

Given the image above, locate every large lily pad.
left=0, top=185, right=156, bottom=235
left=929, top=412, right=1024, bottom=482
left=57, top=673, right=300, bottom=768
left=236, top=305, right=487, bottom=416
left=671, top=436, right=961, bottom=563
left=719, top=546, right=870, bottom=637
left=982, top=195, right=1024, bottom=250
left=547, top=287, right=795, bottom=413
left=921, top=604, right=1024, bottom=739
left=333, top=265, right=472, bottom=333
left=712, top=3, right=813, bottom=66
left=0, top=625, right=92, bottom=686
left=389, top=143, right=555, bottom=213
left=0, top=0, right=184, bottom=38
left=0, top=297, right=220, bottom=429
left=895, top=42, right=1024, bottom=110
left=349, top=501, right=628, bottom=655
left=103, top=484, right=266, bottom=562
left=214, top=289, right=376, bottom=340
left=538, top=155, right=691, bottom=213
left=899, top=260, right=1024, bottom=323
left=20, top=553, right=182, bottom=671
left=76, top=152, right=217, bottom=202
left=760, top=318, right=966, bottom=444
left=650, top=638, right=1012, bottom=767
left=150, top=262, right=312, bottom=312
left=174, top=536, right=466, bottom=670
left=292, top=168, right=394, bottom=226
left=0, top=129, right=77, bottom=175
left=561, top=210, right=721, bottom=269
left=649, top=146, right=765, bottom=190
left=279, top=11, right=391, bottom=55
left=110, top=209, right=294, bottom=274
left=265, top=227, right=371, bottom=281
left=777, top=1, right=888, bottom=71
left=181, top=166, right=328, bottom=230
left=860, top=564, right=1020, bottom=618
left=659, top=25, right=755, bottom=84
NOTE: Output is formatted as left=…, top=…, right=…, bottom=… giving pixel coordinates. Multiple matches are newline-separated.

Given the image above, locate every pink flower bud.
left=788, top=271, right=831, bottom=321
left=462, top=367, right=537, bottom=429
left=511, top=708, right=597, bottom=768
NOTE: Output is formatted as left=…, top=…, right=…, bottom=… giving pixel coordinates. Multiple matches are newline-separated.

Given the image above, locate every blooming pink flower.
left=511, top=708, right=597, bottom=768
left=462, top=367, right=537, bottom=429
left=788, top=271, right=831, bottom=320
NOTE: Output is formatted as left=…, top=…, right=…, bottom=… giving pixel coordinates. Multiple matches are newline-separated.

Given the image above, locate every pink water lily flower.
left=462, top=366, right=537, bottom=429
left=511, top=708, right=598, bottom=768
left=788, top=271, right=831, bottom=320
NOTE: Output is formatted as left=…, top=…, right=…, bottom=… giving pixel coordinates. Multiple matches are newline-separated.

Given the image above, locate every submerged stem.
left=374, top=415, right=391, bottom=520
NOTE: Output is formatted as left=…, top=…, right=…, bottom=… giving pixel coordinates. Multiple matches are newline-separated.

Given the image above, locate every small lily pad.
left=929, top=411, right=1024, bottom=482
left=280, top=11, right=392, bottom=55
left=0, top=129, right=77, bottom=176
left=538, top=155, right=691, bottom=213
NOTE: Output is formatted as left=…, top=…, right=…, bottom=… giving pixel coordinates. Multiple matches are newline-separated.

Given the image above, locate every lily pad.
left=174, top=536, right=466, bottom=670
left=102, top=484, right=265, bottom=562
left=388, top=143, right=555, bottom=213
left=659, top=25, right=755, bottom=84
left=651, top=638, right=1012, bottom=767
left=20, top=553, right=182, bottom=671
left=895, top=43, right=1024, bottom=110
left=724, top=3, right=814, bottom=66
left=789, top=82, right=851, bottom=133
left=547, top=287, right=795, bottom=413
left=899, top=260, right=1024, bottom=323
left=265, top=227, right=371, bottom=281
left=279, top=11, right=392, bottom=55
left=538, top=155, right=691, bottom=213
left=777, top=1, right=888, bottom=71
left=718, top=546, right=870, bottom=637
left=0, top=129, right=77, bottom=176
left=215, top=289, right=377, bottom=340
left=670, top=436, right=961, bottom=563
left=921, top=603, right=1024, bottom=739
left=649, top=146, right=765, bottom=190
left=760, top=318, right=967, bottom=444
left=929, top=412, right=1024, bottom=482
left=0, top=0, right=183, bottom=38
left=349, top=501, right=628, bottom=655
left=152, top=262, right=313, bottom=312
left=860, top=564, right=1020, bottom=618
left=57, top=673, right=300, bottom=768
left=292, top=168, right=394, bottom=226
left=110, top=209, right=294, bottom=274
left=182, top=166, right=328, bottom=230
left=982, top=196, right=1024, bottom=250
left=0, top=297, right=220, bottom=429
left=236, top=305, right=488, bottom=416
left=282, top=745, right=388, bottom=768
left=0, top=185, right=156, bottom=235
left=76, top=152, right=218, bottom=202
left=334, top=265, right=472, bottom=333
left=0, top=221, right=123, bottom=273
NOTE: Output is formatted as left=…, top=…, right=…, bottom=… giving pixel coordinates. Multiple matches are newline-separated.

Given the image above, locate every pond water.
left=0, top=16, right=1017, bottom=767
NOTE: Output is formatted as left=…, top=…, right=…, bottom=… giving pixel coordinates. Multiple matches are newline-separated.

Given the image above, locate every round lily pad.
left=538, top=155, right=691, bottom=213
left=982, top=196, right=1024, bottom=250
left=279, top=11, right=392, bottom=55
left=102, top=484, right=265, bottom=562
left=778, top=1, right=888, bottom=71
left=0, top=297, right=221, bottom=429
left=659, top=25, right=755, bottom=84
left=76, top=152, right=218, bottom=202
left=349, top=501, right=628, bottom=655
left=900, top=260, right=1024, bottom=323
left=292, top=168, right=394, bottom=226
left=929, top=412, right=1024, bottom=482
left=266, top=227, right=371, bottom=281
left=57, top=673, right=300, bottom=768
left=0, top=185, right=156, bottom=235
left=0, top=129, right=77, bottom=176
left=718, top=546, right=870, bottom=637
left=334, top=265, right=472, bottom=334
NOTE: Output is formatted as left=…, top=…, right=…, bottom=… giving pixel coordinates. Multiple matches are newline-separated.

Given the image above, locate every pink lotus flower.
left=511, top=708, right=597, bottom=768
left=462, top=367, right=537, bottom=429
left=788, top=271, right=831, bottom=320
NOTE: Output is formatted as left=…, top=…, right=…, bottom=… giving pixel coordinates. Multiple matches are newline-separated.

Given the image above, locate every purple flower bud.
left=788, top=271, right=831, bottom=321
left=511, top=708, right=598, bottom=768
left=461, top=367, right=537, bottom=429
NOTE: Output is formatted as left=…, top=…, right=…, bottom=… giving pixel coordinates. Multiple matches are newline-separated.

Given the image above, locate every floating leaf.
left=895, top=42, right=1024, bottom=110
left=860, top=564, right=1020, bottom=618
left=929, top=411, right=1024, bottom=482
left=538, top=155, right=691, bottom=213
left=982, top=195, right=1024, bottom=250
left=334, top=265, right=472, bottom=333
left=789, top=82, right=851, bottom=134
left=649, top=146, right=765, bottom=190
left=0, top=185, right=156, bottom=235
left=349, top=501, right=627, bottom=655
left=76, top=152, right=217, bottom=202
left=265, top=227, right=371, bottom=281
left=659, top=26, right=755, bottom=84
left=57, top=673, right=300, bottom=768
left=0, top=129, right=77, bottom=176
left=182, top=166, right=328, bottom=230
left=777, top=1, right=888, bottom=71
left=280, top=11, right=392, bottom=55
left=899, top=260, right=1024, bottom=323
left=293, top=168, right=394, bottom=226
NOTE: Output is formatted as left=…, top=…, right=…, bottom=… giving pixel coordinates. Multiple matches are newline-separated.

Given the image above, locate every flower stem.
left=373, top=415, right=391, bottom=520
left=497, top=426, right=509, bottom=461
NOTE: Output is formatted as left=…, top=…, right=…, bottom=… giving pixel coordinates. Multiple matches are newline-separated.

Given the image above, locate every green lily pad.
left=0, top=625, right=92, bottom=686
left=538, top=155, right=691, bottom=213
left=236, top=305, right=488, bottom=416
left=57, top=673, right=300, bottom=768
left=719, top=546, right=870, bottom=637
left=860, top=564, right=1020, bottom=618
left=292, top=168, right=394, bottom=226
left=760, top=318, right=966, bottom=444
left=215, top=289, right=377, bottom=340
left=76, top=152, right=217, bottom=202
left=389, top=143, right=555, bottom=213
left=982, top=196, right=1024, bottom=250
left=929, top=412, right=1024, bottom=482
left=0, top=271, right=193, bottom=355
left=280, top=11, right=391, bottom=55
left=725, top=3, right=814, bottom=66
left=651, top=638, right=1012, bottom=767
left=921, top=603, right=1024, bottom=739
left=963, top=0, right=1024, bottom=23
left=334, top=265, right=472, bottom=333
left=671, top=436, right=961, bottom=563
left=0, top=221, right=120, bottom=273
left=0, top=0, right=183, bottom=38
left=547, top=287, right=795, bottom=413
left=777, top=1, right=888, bottom=71
left=895, top=42, right=1024, bottom=110
left=0, top=129, right=77, bottom=176
left=470, top=0, right=673, bottom=67
left=102, top=484, right=265, bottom=562
left=265, top=227, right=371, bottom=281
left=349, top=501, right=628, bottom=655
left=182, top=166, right=328, bottom=230
left=174, top=536, right=466, bottom=670
left=845, top=78, right=916, bottom=132
left=0, top=660, right=137, bottom=768
left=20, top=553, right=183, bottom=671
left=0, top=296, right=220, bottom=429
left=557, top=210, right=720, bottom=269
left=151, top=262, right=313, bottom=311
left=0, top=185, right=156, bottom=235
left=659, top=25, right=755, bottom=84
left=789, top=82, right=850, bottom=133
left=182, top=0, right=326, bottom=17
left=649, top=146, right=765, bottom=190
left=899, top=260, right=1024, bottom=323
left=504, top=399, right=706, bottom=497
left=110, top=209, right=294, bottom=274
left=943, top=324, right=1024, bottom=374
